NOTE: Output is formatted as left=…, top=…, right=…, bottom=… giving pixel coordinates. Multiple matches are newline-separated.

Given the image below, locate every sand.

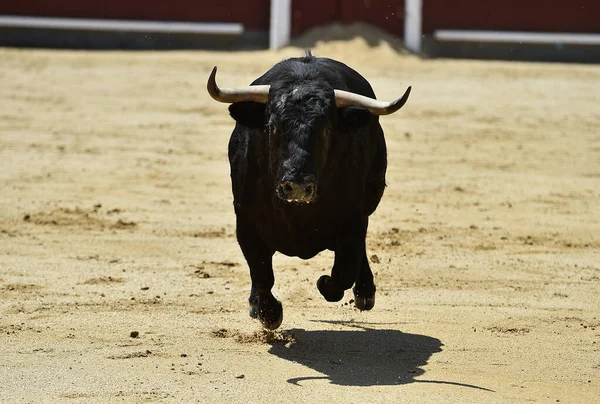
left=1, top=31, right=599, bottom=402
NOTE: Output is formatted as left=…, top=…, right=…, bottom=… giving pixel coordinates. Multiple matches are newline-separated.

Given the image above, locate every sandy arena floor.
left=1, top=32, right=599, bottom=402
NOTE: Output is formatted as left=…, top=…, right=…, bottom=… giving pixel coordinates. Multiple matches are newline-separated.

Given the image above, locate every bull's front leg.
left=353, top=255, right=376, bottom=311
left=317, top=216, right=369, bottom=303
left=236, top=217, right=282, bottom=330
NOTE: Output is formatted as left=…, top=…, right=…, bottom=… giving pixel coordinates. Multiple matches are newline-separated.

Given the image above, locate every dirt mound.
left=287, top=22, right=414, bottom=65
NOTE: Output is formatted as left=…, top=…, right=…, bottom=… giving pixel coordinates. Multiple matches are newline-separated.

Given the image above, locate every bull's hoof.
left=249, top=302, right=258, bottom=319
left=353, top=287, right=375, bottom=311
left=256, top=298, right=283, bottom=330
left=248, top=293, right=259, bottom=318
left=317, top=275, right=345, bottom=302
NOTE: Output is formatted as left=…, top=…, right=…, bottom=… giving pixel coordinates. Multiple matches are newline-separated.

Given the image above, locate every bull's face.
left=265, top=84, right=335, bottom=204
left=206, top=63, right=411, bottom=204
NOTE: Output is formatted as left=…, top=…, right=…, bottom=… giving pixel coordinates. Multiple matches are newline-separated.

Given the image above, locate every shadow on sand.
left=268, top=320, right=493, bottom=391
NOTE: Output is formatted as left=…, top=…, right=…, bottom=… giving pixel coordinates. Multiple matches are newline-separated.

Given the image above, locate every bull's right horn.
left=207, top=66, right=270, bottom=104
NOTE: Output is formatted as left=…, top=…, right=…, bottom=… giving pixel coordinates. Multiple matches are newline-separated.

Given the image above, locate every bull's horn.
left=334, top=86, right=411, bottom=115
left=207, top=66, right=270, bottom=104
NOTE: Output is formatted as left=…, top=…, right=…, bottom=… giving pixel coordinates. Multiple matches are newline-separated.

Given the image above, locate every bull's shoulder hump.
left=250, top=57, right=376, bottom=98
left=312, top=57, right=376, bottom=98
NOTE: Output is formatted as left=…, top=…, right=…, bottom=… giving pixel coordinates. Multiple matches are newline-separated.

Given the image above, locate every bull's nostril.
left=279, top=181, right=316, bottom=202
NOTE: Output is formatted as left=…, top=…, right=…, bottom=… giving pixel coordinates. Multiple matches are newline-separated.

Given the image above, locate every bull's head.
left=207, top=66, right=411, bottom=205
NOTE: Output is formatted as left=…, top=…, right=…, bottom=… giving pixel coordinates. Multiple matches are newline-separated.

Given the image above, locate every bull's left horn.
left=334, top=86, right=411, bottom=116
left=207, top=66, right=270, bottom=104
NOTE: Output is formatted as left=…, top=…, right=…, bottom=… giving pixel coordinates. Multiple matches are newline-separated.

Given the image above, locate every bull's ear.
left=338, top=106, right=372, bottom=129
left=229, top=102, right=266, bottom=128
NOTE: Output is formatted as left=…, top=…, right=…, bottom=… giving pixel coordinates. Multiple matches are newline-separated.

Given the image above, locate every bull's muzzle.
left=277, top=181, right=317, bottom=204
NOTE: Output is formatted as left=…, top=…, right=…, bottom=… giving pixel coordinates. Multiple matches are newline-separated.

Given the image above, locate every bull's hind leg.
left=317, top=217, right=368, bottom=302
left=353, top=255, right=376, bottom=311
left=236, top=218, right=282, bottom=330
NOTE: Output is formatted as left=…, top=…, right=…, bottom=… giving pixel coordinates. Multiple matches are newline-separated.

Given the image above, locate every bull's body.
left=209, top=53, right=409, bottom=329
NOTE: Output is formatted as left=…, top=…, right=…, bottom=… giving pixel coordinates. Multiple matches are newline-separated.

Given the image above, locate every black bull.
left=207, top=53, right=411, bottom=329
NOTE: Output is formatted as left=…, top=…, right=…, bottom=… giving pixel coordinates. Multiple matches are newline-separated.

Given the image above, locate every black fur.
left=225, top=54, right=388, bottom=329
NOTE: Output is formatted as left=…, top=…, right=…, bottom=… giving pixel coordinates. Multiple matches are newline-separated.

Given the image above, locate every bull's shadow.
left=269, top=321, right=492, bottom=390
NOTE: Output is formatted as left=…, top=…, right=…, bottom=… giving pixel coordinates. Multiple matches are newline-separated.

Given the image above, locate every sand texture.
left=1, top=31, right=599, bottom=402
